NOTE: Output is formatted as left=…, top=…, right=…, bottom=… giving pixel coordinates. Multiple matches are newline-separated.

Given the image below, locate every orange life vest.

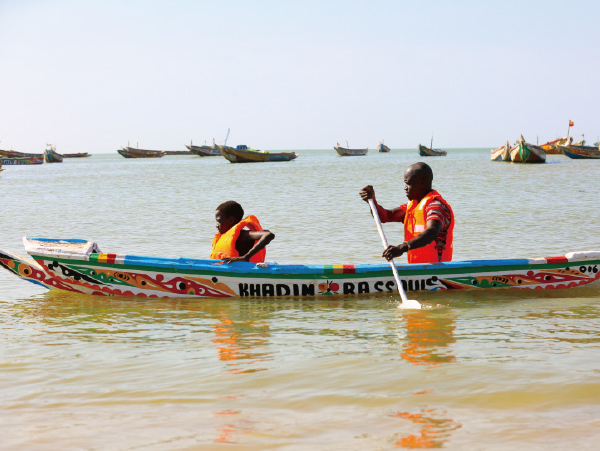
left=404, top=190, right=454, bottom=264
left=210, top=215, right=266, bottom=263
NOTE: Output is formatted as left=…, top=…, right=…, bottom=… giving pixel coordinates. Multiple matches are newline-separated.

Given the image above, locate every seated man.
left=210, top=201, right=275, bottom=263
left=359, top=162, right=454, bottom=264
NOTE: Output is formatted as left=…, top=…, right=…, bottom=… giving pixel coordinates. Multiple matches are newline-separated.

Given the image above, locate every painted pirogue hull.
left=556, top=145, right=600, bottom=160
left=378, top=144, right=390, bottom=153
left=117, top=147, right=165, bottom=158
left=44, top=148, right=64, bottom=163
left=217, top=145, right=298, bottom=163
left=62, top=153, right=91, bottom=158
left=0, top=149, right=43, bottom=158
left=418, top=144, right=447, bottom=156
left=334, top=146, right=368, bottom=156
left=186, top=145, right=221, bottom=156
left=540, top=137, right=569, bottom=154
left=490, top=143, right=511, bottom=162
left=1, top=238, right=599, bottom=299
left=509, top=142, right=546, bottom=163
left=1, top=156, right=44, bottom=165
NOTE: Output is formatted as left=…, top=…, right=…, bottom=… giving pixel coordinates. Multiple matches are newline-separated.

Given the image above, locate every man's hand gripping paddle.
left=368, top=199, right=421, bottom=309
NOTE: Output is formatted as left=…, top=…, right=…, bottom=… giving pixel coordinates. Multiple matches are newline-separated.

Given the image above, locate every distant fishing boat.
left=186, top=143, right=221, bottom=156
left=417, top=144, right=447, bottom=157
left=43, top=146, right=63, bottom=163
left=490, top=142, right=511, bottom=162
left=216, top=144, right=298, bottom=163
left=334, top=145, right=368, bottom=156
left=377, top=142, right=390, bottom=153
left=509, top=137, right=546, bottom=163
left=163, top=150, right=192, bottom=155
left=62, top=152, right=91, bottom=158
left=0, top=156, right=44, bottom=165
left=0, top=149, right=43, bottom=159
left=117, top=147, right=166, bottom=158
left=556, top=144, right=600, bottom=160
left=539, top=136, right=570, bottom=155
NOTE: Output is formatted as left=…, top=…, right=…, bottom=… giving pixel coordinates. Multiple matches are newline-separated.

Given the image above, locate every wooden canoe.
left=1, top=238, right=599, bottom=299
left=334, top=146, right=368, bottom=156
left=62, top=153, right=91, bottom=158
left=556, top=144, right=600, bottom=160
left=43, top=147, right=64, bottom=163
left=509, top=139, right=546, bottom=163
left=0, top=149, right=43, bottom=158
left=418, top=144, right=447, bottom=156
left=490, top=142, right=511, bottom=162
left=117, top=147, right=166, bottom=158
left=0, top=156, right=44, bottom=165
left=186, top=144, right=221, bottom=156
left=539, top=137, right=570, bottom=154
left=216, top=145, right=298, bottom=163
left=378, top=143, right=390, bottom=153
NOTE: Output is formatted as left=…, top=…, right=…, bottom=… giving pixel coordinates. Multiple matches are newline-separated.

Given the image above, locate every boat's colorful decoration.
left=117, top=147, right=166, bottom=158
left=1, top=156, right=44, bottom=165
left=216, top=145, right=298, bottom=163
left=490, top=142, right=511, bottom=162
left=0, top=149, right=43, bottom=159
left=43, top=146, right=63, bottom=163
left=62, top=152, right=91, bottom=158
left=539, top=136, right=570, bottom=155
left=378, top=142, right=390, bottom=153
left=334, top=146, right=368, bottom=156
left=556, top=144, right=600, bottom=160
left=418, top=144, right=447, bottom=157
left=186, top=144, right=221, bottom=156
left=509, top=137, right=546, bottom=163
left=2, top=238, right=599, bottom=299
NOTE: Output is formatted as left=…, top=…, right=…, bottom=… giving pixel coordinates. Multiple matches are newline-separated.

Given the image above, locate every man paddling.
left=360, top=162, right=454, bottom=264
left=211, top=201, right=275, bottom=263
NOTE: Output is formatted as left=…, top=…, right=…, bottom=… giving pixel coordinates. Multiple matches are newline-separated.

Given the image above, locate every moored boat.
left=509, top=137, right=546, bottom=163
left=62, top=152, right=91, bottom=158
left=334, top=146, right=368, bottom=156
left=417, top=144, right=447, bottom=156
left=216, top=144, right=298, bottom=163
left=539, top=136, right=570, bottom=155
left=378, top=142, right=390, bottom=153
left=0, top=156, right=44, bottom=165
left=1, top=238, right=599, bottom=299
left=0, top=149, right=43, bottom=159
left=490, top=142, right=511, bottom=162
left=556, top=144, right=600, bottom=160
left=117, top=147, right=166, bottom=158
left=186, top=144, right=221, bottom=156
left=43, top=146, right=64, bottom=163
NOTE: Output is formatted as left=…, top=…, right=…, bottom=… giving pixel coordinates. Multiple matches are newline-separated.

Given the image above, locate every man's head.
left=215, top=201, right=244, bottom=234
left=404, top=162, right=433, bottom=201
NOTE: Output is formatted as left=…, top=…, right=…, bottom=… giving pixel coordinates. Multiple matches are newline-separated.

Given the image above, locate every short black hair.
left=216, top=200, right=244, bottom=223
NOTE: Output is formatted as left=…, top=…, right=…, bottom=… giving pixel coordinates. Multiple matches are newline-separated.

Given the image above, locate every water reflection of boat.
left=1, top=238, right=599, bottom=299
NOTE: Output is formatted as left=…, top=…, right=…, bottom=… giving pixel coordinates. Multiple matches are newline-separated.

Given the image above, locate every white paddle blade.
left=397, top=299, right=422, bottom=309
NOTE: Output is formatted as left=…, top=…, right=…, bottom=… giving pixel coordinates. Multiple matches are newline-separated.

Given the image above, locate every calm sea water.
left=1, top=149, right=600, bottom=449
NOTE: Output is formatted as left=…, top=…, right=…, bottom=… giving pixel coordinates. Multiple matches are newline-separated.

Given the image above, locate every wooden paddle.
left=368, top=199, right=421, bottom=309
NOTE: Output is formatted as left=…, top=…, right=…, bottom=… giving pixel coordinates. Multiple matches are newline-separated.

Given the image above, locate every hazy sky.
left=1, top=0, right=598, bottom=153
